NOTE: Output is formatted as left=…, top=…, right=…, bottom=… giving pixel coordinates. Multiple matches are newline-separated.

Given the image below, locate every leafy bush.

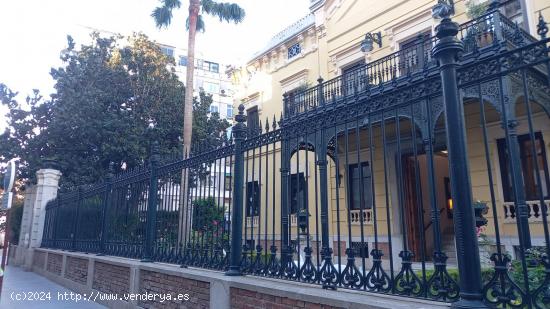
left=155, top=210, right=180, bottom=246
left=415, top=268, right=459, bottom=283
left=465, top=0, right=489, bottom=19
left=510, top=247, right=548, bottom=291
left=192, top=197, right=224, bottom=233
left=415, top=264, right=545, bottom=289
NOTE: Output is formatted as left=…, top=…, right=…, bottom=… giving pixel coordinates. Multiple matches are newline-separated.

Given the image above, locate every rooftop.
left=250, top=13, right=315, bottom=61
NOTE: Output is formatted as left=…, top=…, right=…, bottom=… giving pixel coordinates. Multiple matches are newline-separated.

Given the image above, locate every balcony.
left=350, top=209, right=373, bottom=225
left=503, top=200, right=550, bottom=223
left=284, top=10, right=538, bottom=119
left=245, top=216, right=259, bottom=227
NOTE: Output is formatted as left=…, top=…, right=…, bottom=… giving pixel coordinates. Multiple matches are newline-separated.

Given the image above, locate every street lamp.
left=361, top=32, right=382, bottom=52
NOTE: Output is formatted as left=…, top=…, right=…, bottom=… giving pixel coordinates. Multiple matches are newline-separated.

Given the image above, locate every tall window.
left=247, top=106, right=260, bottom=133
left=227, top=105, right=234, bottom=118
left=342, top=61, right=366, bottom=95
left=348, top=162, right=373, bottom=210
left=210, top=105, right=219, bottom=114
left=178, top=56, right=188, bottom=66
left=290, top=173, right=306, bottom=214
left=207, top=61, right=219, bottom=73
left=160, top=46, right=174, bottom=58
left=497, top=132, right=550, bottom=202
left=203, top=82, right=220, bottom=94
left=246, top=181, right=260, bottom=217
left=287, top=43, right=301, bottom=59
left=287, top=85, right=308, bottom=113
left=399, top=32, right=431, bottom=75
left=199, top=60, right=220, bottom=73
left=502, top=0, right=525, bottom=29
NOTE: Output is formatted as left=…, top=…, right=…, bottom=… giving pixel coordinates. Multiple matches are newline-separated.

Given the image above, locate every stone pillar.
left=18, top=185, right=37, bottom=248
left=30, top=169, right=61, bottom=248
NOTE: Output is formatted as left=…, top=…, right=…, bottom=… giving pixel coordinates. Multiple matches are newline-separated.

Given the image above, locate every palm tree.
left=151, top=0, right=245, bottom=156
left=152, top=0, right=245, bottom=243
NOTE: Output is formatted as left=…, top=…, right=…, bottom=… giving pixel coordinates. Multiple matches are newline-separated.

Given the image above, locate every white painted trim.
left=385, top=9, right=434, bottom=51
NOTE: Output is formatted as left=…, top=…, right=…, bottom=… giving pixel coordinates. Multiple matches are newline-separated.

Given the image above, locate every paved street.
left=0, top=265, right=105, bottom=309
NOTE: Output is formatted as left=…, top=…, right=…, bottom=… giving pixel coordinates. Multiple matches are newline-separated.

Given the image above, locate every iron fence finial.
left=537, top=12, right=548, bottom=39
left=235, top=104, right=246, bottom=124
left=432, top=0, right=454, bottom=20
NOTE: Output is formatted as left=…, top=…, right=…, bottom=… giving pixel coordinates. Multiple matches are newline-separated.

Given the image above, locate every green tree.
left=0, top=33, right=230, bottom=188
left=151, top=0, right=245, bottom=156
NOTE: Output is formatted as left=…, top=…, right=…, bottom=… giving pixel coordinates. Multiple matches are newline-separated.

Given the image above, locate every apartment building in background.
left=158, top=44, right=235, bottom=122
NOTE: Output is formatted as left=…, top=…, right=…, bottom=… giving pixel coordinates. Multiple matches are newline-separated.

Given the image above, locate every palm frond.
left=186, top=15, right=206, bottom=32
left=197, top=15, right=205, bottom=32
left=151, top=0, right=182, bottom=28
left=163, top=0, right=181, bottom=9
left=201, top=0, right=245, bottom=24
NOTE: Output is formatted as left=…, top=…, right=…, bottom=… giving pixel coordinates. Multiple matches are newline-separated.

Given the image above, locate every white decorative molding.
left=260, top=56, right=269, bottom=72
left=326, top=0, right=345, bottom=21
left=241, top=92, right=262, bottom=112
left=329, top=56, right=338, bottom=68
left=364, top=52, right=372, bottom=63
left=330, top=41, right=364, bottom=75
left=385, top=29, right=394, bottom=47
left=279, top=45, right=287, bottom=57
left=279, top=69, right=309, bottom=93
left=385, top=9, right=434, bottom=51
left=307, top=27, right=317, bottom=43
left=268, top=51, right=278, bottom=71
left=316, top=25, right=327, bottom=39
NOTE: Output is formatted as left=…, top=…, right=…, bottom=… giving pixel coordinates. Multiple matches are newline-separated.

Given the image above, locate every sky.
left=0, top=0, right=310, bottom=133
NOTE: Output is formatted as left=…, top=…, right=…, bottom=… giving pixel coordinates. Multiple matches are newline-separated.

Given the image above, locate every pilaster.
left=30, top=169, right=61, bottom=248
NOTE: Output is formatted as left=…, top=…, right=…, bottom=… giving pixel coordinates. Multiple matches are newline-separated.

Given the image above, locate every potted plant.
left=463, top=1, right=494, bottom=51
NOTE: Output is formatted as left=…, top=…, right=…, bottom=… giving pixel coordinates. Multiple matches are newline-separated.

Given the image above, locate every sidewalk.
left=0, top=265, right=105, bottom=309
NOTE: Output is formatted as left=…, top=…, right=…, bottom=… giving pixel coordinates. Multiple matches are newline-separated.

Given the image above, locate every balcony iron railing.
left=284, top=10, right=538, bottom=118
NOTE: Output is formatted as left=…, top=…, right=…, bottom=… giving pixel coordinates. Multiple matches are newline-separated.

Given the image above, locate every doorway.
left=402, top=150, right=455, bottom=262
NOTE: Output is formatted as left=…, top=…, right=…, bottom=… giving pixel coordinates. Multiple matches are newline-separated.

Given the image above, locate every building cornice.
left=249, top=14, right=315, bottom=63
left=309, top=0, right=326, bottom=12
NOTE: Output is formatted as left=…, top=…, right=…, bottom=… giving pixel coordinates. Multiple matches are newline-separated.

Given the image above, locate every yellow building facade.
left=230, top=0, right=550, bottom=269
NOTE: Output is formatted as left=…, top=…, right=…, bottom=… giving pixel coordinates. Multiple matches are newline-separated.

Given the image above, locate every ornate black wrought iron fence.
left=41, top=4, right=550, bottom=308
left=456, top=19, right=550, bottom=307
left=42, top=138, right=238, bottom=267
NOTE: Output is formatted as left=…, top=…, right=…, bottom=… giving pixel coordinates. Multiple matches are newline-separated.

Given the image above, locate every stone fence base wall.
left=11, top=245, right=450, bottom=309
